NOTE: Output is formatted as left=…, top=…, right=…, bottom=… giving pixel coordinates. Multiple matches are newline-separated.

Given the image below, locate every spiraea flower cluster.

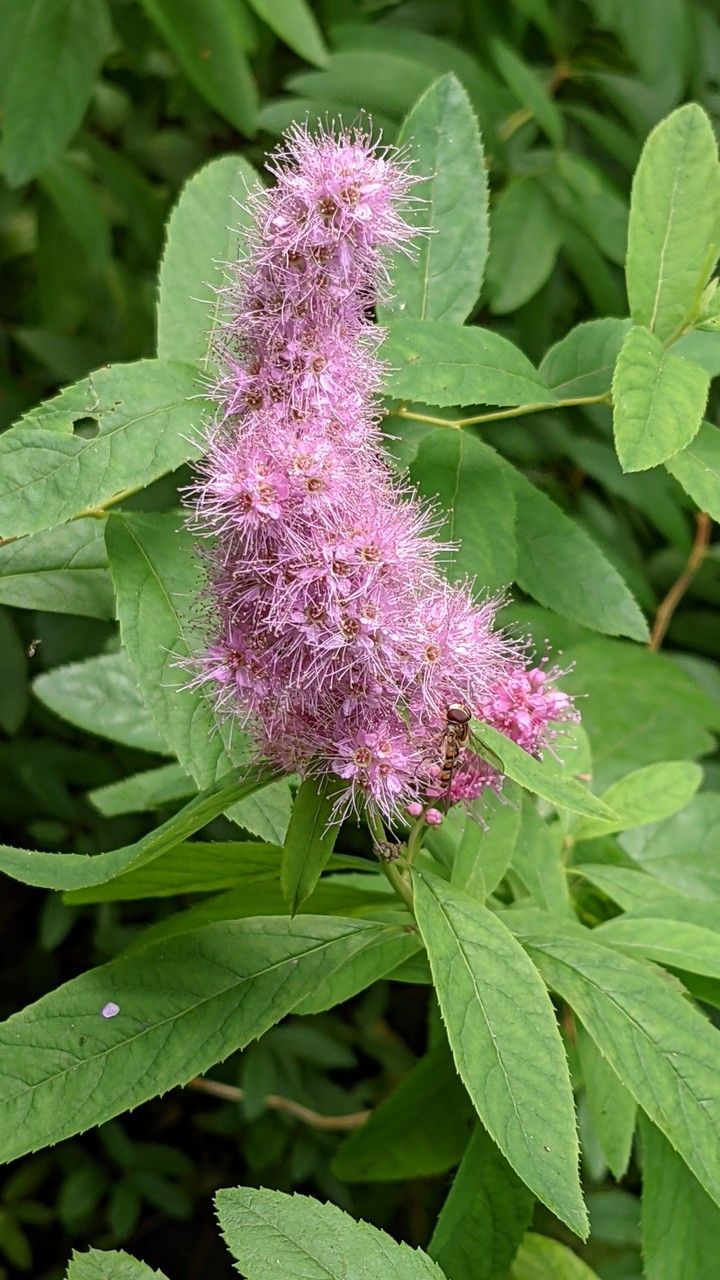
left=189, top=124, right=575, bottom=824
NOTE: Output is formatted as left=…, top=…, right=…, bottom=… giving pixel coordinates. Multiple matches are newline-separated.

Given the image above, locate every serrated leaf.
left=612, top=325, right=709, bottom=472
left=293, top=926, right=421, bottom=1015
left=640, top=1116, right=720, bottom=1280
left=33, top=651, right=167, bottom=754
left=0, top=519, right=113, bottom=619
left=64, top=840, right=284, bottom=903
left=511, top=800, right=571, bottom=913
left=511, top=1233, right=600, bottom=1279
left=429, top=1123, right=534, bottom=1280
left=626, top=103, right=720, bottom=342
left=595, top=916, right=720, bottom=981
left=281, top=776, right=339, bottom=913
left=620, top=793, right=720, bottom=897
left=575, top=865, right=705, bottom=915
left=0, top=361, right=206, bottom=539
left=486, top=178, right=562, bottom=314
left=0, top=0, right=113, bottom=187
left=413, top=872, right=588, bottom=1237
left=245, top=0, right=327, bottom=66
left=519, top=925, right=720, bottom=1212
left=665, top=420, right=720, bottom=520
left=539, top=319, right=630, bottom=399
left=216, top=1185, right=446, bottom=1280
left=0, top=916, right=386, bottom=1164
left=382, top=320, right=555, bottom=408
left=490, top=38, right=564, bottom=145
left=66, top=1248, right=167, bottom=1279
left=381, top=74, right=488, bottom=324
left=333, top=1041, right=472, bottom=1183
left=576, top=1025, right=636, bottom=1180
left=88, top=764, right=195, bottom=818
left=575, top=760, right=702, bottom=839
left=157, top=154, right=260, bottom=367
left=451, top=785, right=523, bottom=900
left=138, top=0, right=257, bottom=135
left=409, top=431, right=516, bottom=589
left=0, top=770, right=276, bottom=890
left=471, top=723, right=618, bottom=821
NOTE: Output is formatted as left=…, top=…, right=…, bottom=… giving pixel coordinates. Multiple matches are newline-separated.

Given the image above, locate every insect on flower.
left=437, top=702, right=473, bottom=801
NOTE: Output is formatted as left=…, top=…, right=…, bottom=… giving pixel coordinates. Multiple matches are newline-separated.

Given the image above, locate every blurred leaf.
left=0, top=520, right=113, bottom=619
left=245, top=0, right=327, bottom=65
left=33, top=651, right=167, bottom=753
left=0, top=607, right=28, bottom=735
left=382, top=74, right=488, bottom=325
left=545, top=153, right=628, bottom=267
left=575, top=760, right=702, bottom=839
left=620, top=793, right=720, bottom=897
left=665, top=420, right=720, bottom=520
left=511, top=1233, right=600, bottom=1279
left=472, top=722, right=616, bottom=821
left=429, top=1123, right=534, bottom=1280
left=0, top=362, right=206, bottom=539
left=511, top=801, right=570, bottom=913
left=281, top=776, right=339, bottom=913
left=0, top=0, right=113, bottom=187
left=409, top=431, right=516, bottom=589
left=88, top=763, right=194, bottom=817
left=576, top=1024, right=636, bottom=1180
left=333, top=1042, right=473, bottom=1182
left=626, top=104, right=720, bottom=342
left=587, top=0, right=688, bottom=107
left=138, top=0, right=258, bottom=135
left=38, top=157, right=111, bottom=270
left=413, top=871, right=588, bottom=1237
left=486, top=178, right=562, bottom=315
left=216, top=1186, right=445, bottom=1279
left=612, top=325, right=708, bottom=471
left=286, top=51, right=437, bottom=119
left=157, top=154, right=260, bottom=367
left=640, top=1115, right=720, bottom=1280
left=382, top=320, right=555, bottom=407
left=490, top=38, right=564, bottom=145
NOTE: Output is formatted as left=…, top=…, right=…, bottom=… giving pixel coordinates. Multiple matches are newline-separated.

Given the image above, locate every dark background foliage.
left=1, top=1, right=719, bottom=1277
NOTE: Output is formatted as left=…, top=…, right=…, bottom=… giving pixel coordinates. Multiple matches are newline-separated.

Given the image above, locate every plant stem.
left=404, top=817, right=426, bottom=866
left=649, top=511, right=713, bottom=650
left=187, top=1077, right=370, bottom=1131
left=393, top=391, right=610, bottom=432
left=366, top=803, right=415, bottom=913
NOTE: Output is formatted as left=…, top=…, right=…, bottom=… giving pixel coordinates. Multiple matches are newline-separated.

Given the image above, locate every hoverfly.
left=437, top=702, right=472, bottom=800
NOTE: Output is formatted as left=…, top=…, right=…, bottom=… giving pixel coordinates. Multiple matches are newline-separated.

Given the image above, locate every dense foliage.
left=2, top=2, right=720, bottom=1279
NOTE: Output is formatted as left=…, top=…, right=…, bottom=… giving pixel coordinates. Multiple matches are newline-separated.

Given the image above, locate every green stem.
left=394, top=391, right=610, bottom=432
left=404, top=817, right=426, bottom=866
left=366, top=803, right=415, bottom=914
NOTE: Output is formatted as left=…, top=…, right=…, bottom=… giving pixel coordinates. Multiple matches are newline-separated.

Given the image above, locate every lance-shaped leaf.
left=511, top=1233, right=601, bottom=1279
left=0, top=916, right=387, bottom=1164
left=640, top=1115, right=720, bottom=1280
left=381, top=74, right=488, bottom=324
left=576, top=1024, right=636, bottom=1180
left=0, top=361, right=207, bottom=539
left=486, top=177, right=562, bottom=315
left=594, top=916, right=720, bottom=981
left=88, top=763, right=195, bottom=818
left=0, top=519, right=113, bottom=619
left=33, top=651, right=167, bottom=754
left=612, top=325, right=709, bottom=472
left=471, top=722, right=617, bottom=821
left=0, top=768, right=277, bottom=890
left=574, top=760, right=702, bottom=840
left=244, top=0, right=328, bottom=66
left=429, top=1123, right=534, bottom=1280
left=665, top=420, right=720, bottom=520
left=216, top=1186, right=445, bottom=1280
left=413, top=872, right=588, bottom=1238
left=281, top=776, right=339, bottom=913
left=539, top=318, right=630, bottom=399
left=382, top=319, right=555, bottom=408
left=66, top=1250, right=167, bottom=1280
left=626, top=103, right=720, bottom=343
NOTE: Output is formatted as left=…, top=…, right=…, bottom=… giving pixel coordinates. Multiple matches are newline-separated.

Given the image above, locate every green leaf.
left=245, top=0, right=327, bottom=65
left=157, top=154, right=261, bottom=368
left=64, top=840, right=284, bottom=903
left=0, top=519, right=114, bottom=619
left=429, top=1123, right=534, bottom=1280
left=490, top=39, right=564, bottom=145
left=381, top=320, right=556, bottom=408
left=612, top=325, right=709, bottom=472
left=511, top=801, right=571, bottom=914
left=138, top=0, right=257, bottom=135
left=576, top=1024, right=636, bottom=1180
left=88, top=764, right=194, bottom=818
left=595, top=916, right=720, bottom=981
left=0, top=916, right=386, bottom=1164
left=409, top=432, right=516, bottom=589
left=519, top=925, right=720, bottom=1212
left=232, top=779, right=293, bottom=844
left=620, top=793, right=720, bottom=897
left=665, top=420, right=720, bottom=520
left=293, top=926, right=421, bottom=1015
left=575, top=760, right=702, bottom=840
left=539, top=319, right=630, bottom=399
left=486, top=178, right=562, bottom=315
left=509, top=471, right=649, bottom=641
left=451, top=785, right=523, bottom=899
left=574, top=865, right=705, bottom=915
left=66, top=1248, right=167, bottom=1279
left=0, top=607, right=28, bottom=735
left=0, top=769, right=276, bottom=889
left=33, top=651, right=167, bottom=754
left=511, top=1233, right=601, bottom=1280
left=0, top=361, right=206, bottom=539
left=333, top=1042, right=473, bottom=1183
left=0, top=0, right=113, bottom=187
left=106, top=512, right=243, bottom=790
left=471, top=722, right=618, bottom=821
left=286, top=51, right=438, bottom=120
left=38, top=158, right=111, bottom=271
left=640, top=1116, right=720, bottom=1280
left=413, top=872, right=587, bottom=1237
left=216, top=1185, right=445, bottom=1280
left=381, top=74, right=488, bottom=325
left=626, top=103, right=720, bottom=342
left=281, top=776, right=339, bottom=913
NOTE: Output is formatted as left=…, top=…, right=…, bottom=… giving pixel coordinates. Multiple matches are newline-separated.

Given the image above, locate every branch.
left=393, top=392, right=610, bottom=432
left=649, top=511, right=713, bottom=651
left=186, top=1076, right=370, bottom=1132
